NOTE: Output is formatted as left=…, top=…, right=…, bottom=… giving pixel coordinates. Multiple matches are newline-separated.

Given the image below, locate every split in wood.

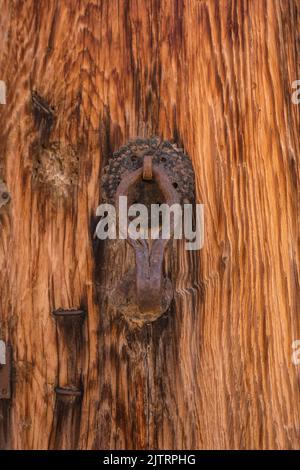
left=31, top=91, right=55, bottom=144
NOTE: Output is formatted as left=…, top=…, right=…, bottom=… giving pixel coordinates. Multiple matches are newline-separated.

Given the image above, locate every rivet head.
left=0, top=180, right=11, bottom=208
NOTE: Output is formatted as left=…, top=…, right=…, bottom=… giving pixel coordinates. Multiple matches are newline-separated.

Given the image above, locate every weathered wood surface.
left=0, top=0, right=299, bottom=450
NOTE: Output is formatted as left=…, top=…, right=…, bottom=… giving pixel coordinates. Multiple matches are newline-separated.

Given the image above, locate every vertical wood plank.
left=0, top=0, right=299, bottom=449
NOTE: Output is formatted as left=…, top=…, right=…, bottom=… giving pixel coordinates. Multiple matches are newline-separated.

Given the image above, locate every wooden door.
left=0, top=0, right=299, bottom=450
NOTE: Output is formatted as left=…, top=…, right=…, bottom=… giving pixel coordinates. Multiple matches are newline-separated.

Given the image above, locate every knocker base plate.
left=101, top=137, right=195, bottom=206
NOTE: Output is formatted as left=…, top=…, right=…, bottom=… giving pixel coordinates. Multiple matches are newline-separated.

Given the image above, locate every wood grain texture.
left=0, top=0, right=299, bottom=450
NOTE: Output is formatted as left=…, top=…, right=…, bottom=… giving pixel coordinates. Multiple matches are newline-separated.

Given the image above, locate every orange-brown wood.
left=0, top=0, right=299, bottom=450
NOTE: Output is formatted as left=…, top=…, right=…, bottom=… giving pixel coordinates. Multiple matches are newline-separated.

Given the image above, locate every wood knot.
left=31, top=142, right=79, bottom=197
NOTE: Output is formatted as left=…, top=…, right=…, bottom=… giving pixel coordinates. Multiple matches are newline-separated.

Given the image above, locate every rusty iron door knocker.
left=115, top=155, right=180, bottom=317
left=100, top=137, right=195, bottom=325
